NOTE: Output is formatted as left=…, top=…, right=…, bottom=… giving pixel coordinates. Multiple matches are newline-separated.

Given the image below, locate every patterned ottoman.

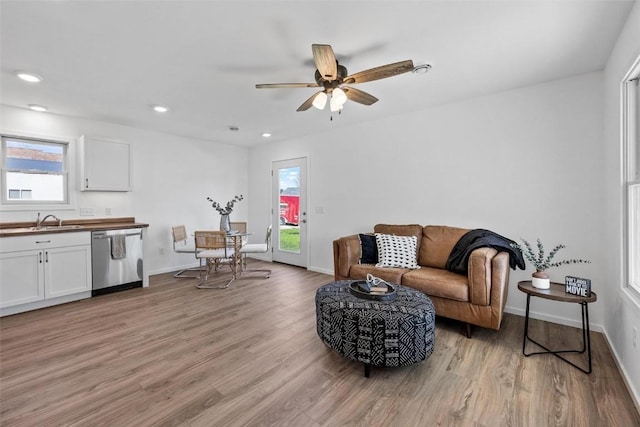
left=315, top=280, right=435, bottom=377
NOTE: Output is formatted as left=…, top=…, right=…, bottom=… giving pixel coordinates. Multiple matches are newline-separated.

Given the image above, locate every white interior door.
left=272, top=157, right=307, bottom=268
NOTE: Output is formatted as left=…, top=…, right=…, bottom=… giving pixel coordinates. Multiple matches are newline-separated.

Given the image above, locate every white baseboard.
left=602, top=328, right=640, bottom=414
left=307, top=266, right=334, bottom=276
left=504, top=304, right=604, bottom=333
left=147, top=261, right=201, bottom=277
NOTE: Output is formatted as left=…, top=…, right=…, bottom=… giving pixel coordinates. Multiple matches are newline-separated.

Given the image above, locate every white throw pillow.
left=375, top=234, right=420, bottom=269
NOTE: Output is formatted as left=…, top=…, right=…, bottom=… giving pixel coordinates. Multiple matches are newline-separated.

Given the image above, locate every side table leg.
left=522, top=294, right=531, bottom=355
left=583, top=302, right=593, bottom=374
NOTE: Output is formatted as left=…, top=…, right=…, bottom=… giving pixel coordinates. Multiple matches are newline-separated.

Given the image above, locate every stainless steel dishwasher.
left=91, top=228, right=143, bottom=296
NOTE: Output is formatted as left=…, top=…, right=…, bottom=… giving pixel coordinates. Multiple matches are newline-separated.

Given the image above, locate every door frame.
left=272, top=157, right=308, bottom=268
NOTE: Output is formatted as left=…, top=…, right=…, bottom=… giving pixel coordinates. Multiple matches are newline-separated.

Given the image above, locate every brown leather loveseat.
left=333, top=224, right=512, bottom=336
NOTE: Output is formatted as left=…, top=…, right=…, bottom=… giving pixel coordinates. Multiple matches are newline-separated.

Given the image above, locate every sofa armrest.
left=467, top=248, right=510, bottom=329
left=333, top=234, right=361, bottom=280
left=467, top=247, right=498, bottom=305
left=490, top=251, right=510, bottom=322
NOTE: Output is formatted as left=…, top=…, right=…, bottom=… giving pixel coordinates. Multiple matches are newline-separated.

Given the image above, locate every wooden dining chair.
left=229, top=221, right=248, bottom=248
left=194, top=230, right=235, bottom=289
left=230, top=221, right=247, bottom=234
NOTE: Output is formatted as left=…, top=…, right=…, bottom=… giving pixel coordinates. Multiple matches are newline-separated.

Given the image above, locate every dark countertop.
left=0, top=217, right=149, bottom=237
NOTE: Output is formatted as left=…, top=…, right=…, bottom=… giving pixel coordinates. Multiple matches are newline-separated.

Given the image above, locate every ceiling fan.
left=255, top=44, right=414, bottom=112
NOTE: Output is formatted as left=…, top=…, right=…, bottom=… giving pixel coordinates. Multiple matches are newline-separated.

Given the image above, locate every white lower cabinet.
left=0, top=250, right=44, bottom=307
left=0, top=232, right=92, bottom=315
left=44, top=245, right=92, bottom=298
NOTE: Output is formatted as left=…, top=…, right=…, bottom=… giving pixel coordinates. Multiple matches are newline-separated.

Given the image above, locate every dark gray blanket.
left=445, top=229, right=525, bottom=275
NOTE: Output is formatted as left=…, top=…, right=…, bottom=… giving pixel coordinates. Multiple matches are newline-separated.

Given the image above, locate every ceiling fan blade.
left=256, top=83, right=319, bottom=89
left=312, top=44, right=337, bottom=81
left=297, top=90, right=324, bottom=112
left=343, top=87, right=379, bottom=105
left=343, top=60, right=414, bottom=85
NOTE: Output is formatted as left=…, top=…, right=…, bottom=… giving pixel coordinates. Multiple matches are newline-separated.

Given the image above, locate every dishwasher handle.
left=92, top=231, right=143, bottom=239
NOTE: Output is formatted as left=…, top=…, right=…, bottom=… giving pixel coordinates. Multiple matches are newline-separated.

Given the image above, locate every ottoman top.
left=316, top=280, right=434, bottom=317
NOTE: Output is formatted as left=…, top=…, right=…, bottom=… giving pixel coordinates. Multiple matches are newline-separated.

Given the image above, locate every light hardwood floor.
left=1, top=261, right=639, bottom=426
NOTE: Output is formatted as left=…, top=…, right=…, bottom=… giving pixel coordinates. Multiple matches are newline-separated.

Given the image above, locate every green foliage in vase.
left=207, top=194, right=244, bottom=215
left=510, top=238, right=590, bottom=272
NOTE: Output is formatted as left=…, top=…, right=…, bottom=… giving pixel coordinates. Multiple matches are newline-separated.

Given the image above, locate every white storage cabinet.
left=78, top=135, right=132, bottom=191
left=0, top=232, right=92, bottom=314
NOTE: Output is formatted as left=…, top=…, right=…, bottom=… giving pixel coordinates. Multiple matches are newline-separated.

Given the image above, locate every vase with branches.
left=207, top=194, right=244, bottom=233
left=510, top=238, right=590, bottom=289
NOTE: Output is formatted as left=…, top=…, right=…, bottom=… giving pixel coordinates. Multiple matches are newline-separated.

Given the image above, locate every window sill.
left=0, top=202, right=77, bottom=212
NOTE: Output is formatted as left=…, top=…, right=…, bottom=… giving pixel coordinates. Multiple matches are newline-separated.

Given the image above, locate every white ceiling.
left=0, top=0, right=635, bottom=147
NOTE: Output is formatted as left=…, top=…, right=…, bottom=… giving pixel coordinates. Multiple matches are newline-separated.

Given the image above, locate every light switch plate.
left=79, top=208, right=94, bottom=216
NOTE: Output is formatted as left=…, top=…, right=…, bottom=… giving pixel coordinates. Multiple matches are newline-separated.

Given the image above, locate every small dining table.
left=221, top=231, right=251, bottom=288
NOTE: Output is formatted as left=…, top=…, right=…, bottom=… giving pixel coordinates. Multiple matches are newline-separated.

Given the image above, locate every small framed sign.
left=565, top=276, right=591, bottom=297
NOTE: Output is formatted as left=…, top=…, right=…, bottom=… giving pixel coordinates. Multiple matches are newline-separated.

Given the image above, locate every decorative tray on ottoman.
left=349, top=280, right=397, bottom=301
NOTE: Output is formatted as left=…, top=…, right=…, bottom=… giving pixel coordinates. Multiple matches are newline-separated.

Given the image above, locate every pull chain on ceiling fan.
left=255, top=44, right=415, bottom=113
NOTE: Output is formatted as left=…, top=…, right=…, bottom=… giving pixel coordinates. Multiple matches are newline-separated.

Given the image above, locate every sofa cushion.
left=358, top=233, right=378, bottom=264
left=375, top=234, right=420, bottom=269
left=419, top=225, right=470, bottom=269
left=402, top=267, right=469, bottom=302
left=374, top=224, right=423, bottom=249
left=349, top=264, right=410, bottom=285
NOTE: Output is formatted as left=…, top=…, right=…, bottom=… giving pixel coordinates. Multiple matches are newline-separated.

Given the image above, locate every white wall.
left=0, top=105, right=249, bottom=275
left=603, top=1, right=640, bottom=408
left=250, top=72, right=604, bottom=328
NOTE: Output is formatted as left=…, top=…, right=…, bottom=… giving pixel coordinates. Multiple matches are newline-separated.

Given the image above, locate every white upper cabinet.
left=78, top=135, right=132, bottom=191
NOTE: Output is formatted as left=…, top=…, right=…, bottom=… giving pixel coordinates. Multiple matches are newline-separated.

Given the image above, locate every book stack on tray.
left=349, top=274, right=397, bottom=301
left=357, top=281, right=389, bottom=295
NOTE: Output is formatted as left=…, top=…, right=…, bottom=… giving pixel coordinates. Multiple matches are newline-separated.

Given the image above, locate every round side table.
left=518, top=280, right=597, bottom=374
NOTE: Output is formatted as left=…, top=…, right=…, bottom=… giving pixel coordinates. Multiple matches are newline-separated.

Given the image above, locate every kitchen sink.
left=31, top=225, right=85, bottom=231
left=0, top=224, right=86, bottom=235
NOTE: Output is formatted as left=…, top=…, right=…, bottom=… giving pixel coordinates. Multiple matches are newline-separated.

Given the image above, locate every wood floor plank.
left=1, top=261, right=638, bottom=426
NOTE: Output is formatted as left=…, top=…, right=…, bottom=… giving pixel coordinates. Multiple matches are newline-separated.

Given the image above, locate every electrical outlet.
left=79, top=208, right=94, bottom=216
left=633, top=327, right=638, bottom=349
left=105, top=207, right=112, bottom=216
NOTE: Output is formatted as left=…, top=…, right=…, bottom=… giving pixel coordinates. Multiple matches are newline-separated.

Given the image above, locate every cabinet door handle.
left=39, top=252, right=42, bottom=263
left=86, top=178, right=89, bottom=188
left=35, top=240, right=51, bottom=244
left=45, top=251, right=49, bottom=263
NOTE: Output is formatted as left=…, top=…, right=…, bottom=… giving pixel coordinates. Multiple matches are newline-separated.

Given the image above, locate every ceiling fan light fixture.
left=312, top=92, right=327, bottom=110
left=329, top=97, right=344, bottom=112
left=332, top=88, right=347, bottom=106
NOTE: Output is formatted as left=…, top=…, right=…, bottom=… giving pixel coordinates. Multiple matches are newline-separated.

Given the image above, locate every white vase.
left=532, top=271, right=550, bottom=289
left=220, top=214, right=231, bottom=233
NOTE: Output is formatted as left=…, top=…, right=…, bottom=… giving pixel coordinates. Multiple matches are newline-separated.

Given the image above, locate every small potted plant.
left=511, top=238, right=590, bottom=289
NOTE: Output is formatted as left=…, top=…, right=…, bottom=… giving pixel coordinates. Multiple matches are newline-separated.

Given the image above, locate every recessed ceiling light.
left=16, top=72, right=43, bottom=83
left=28, top=104, right=48, bottom=112
left=229, top=126, right=239, bottom=132
left=262, top=133, right=272, bottom=138
left=152, top=105, right=169, bottom=113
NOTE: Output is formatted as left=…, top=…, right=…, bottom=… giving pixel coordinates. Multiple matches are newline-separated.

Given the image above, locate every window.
left=1, top=135, right=69, bottom=205
left=623, top=60, right=640, bottom=295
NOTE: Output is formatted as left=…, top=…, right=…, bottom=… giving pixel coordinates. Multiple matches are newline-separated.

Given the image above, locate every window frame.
left=622, top=56, right=640, bottom=299
left=0, top=132, right=76, bottom=212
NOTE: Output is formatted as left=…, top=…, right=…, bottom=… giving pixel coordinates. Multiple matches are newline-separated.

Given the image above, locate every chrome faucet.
left=36, top=213, right=61, bottom=229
